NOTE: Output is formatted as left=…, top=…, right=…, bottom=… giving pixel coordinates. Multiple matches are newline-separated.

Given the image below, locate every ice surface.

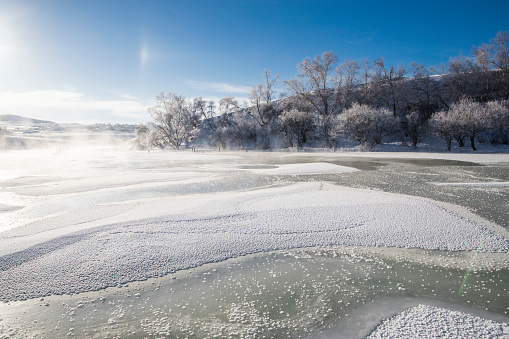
left=283, top=150, right=509, bottom=165
left=0, top=181, right=507, bottom=302
left=368, top=304, right=509, bottom=338
left=434, top=181, right=509, bottom=187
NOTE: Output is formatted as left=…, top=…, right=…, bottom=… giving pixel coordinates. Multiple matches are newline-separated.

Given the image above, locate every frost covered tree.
left=337, top=103, right=397, bottom=148
left=429, top=110, right=457, bottom=151
left=485, top=99, right=509, bottom=144
left=148, top=92, right=199, bottom=149
left=452, top=98, right=489, bottom=150
left=192, top=97, right=217, bottom=131
left=247, top=70, right=282, bottom=148
left=430, top=98, right=489, bottom=151
left=133, top=124, right=156, bottom=150
left=278, top=96, right=315, bottom=148
left=399, top=111, right=429, bottom=149
left=284, top=51, right=343, bottom=148
left=247, top=70, right=280, bottom=127
left=218, top=96, right=253, bottom=149
left=0, top=126, right=5, bottom=149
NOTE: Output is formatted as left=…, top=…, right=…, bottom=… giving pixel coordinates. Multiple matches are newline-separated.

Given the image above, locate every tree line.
left=134, top=31, right=509, bottom=151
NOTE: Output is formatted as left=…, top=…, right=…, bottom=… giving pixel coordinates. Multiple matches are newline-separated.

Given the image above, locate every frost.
left=368, top=305, right=509, bottom=338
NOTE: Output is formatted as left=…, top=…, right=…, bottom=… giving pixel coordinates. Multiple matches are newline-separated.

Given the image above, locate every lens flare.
left=458, top=234, right=485, bottom=296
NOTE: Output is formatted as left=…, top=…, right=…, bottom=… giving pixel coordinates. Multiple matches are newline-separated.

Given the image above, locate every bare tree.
left=489, top=31, right=509, bottom=99
left=247, top=69, right=280, bottom=127
left=472, top=42, right=496, bottom=101
left=443, top=55, right=479, bottom=103
left=246, top=70, right=282, bottom=149
left=358, top=58, right=375, bottom=105
left=148, top=92, right=198, bottom=149
left=192, top=97, right=217, bottom=131
left=219, top=96, right=249, bottom=149
left=337, top=59, right=360, bottom=107
left=284, top=51, right=342, bottom=148
left=404, top=62, right=444, bottom=119
left=372, top=58, right=406, bottom=117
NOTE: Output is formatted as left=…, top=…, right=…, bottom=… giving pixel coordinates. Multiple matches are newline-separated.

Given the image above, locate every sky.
left=0, top=0, right=508, bottom=124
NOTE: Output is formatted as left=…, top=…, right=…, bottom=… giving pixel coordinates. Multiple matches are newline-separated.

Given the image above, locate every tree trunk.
left=470, top=136, right=477, bottom=151
left=446, top=137, right=452, bottom=152
left=455, top=136, right=465, bottom=147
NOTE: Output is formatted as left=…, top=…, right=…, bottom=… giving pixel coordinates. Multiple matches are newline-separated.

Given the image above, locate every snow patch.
left=253, top=162, right=359, bottom=175
left=368, top=304, right=509, bottom=338
left=0, top=182, right=506, bottom=302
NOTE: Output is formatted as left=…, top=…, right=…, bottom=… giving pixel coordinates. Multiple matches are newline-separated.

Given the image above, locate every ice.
left=434, top=182, right=509, bottom=187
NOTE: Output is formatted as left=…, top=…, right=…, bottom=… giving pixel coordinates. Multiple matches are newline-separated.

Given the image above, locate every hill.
left=0, top=114, right=55, bottom=127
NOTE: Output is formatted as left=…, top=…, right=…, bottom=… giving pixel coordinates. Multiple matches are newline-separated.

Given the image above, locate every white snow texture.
left=368, top=304, right=509, bottom=338
left=0, top=182, right=507, bottom=302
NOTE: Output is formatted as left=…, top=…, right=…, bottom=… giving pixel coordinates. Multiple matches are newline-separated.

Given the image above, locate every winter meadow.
left=1, top=10, right=509, bottom=338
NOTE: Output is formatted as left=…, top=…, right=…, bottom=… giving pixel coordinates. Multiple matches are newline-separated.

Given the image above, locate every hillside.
left=0, top=114, right=55, bottom=127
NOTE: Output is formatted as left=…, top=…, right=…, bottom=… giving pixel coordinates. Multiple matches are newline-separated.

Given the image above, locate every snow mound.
left=254, top=162, right=359, bottom=175
left=0, top=182, right=507, bottom=301
left=368, top=304, right=509, bottom=338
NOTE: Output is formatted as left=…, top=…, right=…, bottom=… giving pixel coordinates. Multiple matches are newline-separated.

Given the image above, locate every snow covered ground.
left=0, top=147, right=508, bottom=337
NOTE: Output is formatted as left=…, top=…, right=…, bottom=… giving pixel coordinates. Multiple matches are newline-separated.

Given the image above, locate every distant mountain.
left=0, top=114, right=55, bottom=126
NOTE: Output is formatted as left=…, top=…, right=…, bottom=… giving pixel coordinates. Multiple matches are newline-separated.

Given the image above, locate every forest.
left=135, top=31, right=509, bottom=152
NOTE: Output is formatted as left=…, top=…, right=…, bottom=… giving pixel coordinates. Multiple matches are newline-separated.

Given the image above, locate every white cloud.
left=187, top=80, right=251, bottom=94
left=0, top=90, right=151, bottom=124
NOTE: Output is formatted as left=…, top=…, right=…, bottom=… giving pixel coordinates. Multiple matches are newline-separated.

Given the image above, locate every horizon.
left=0, top=0, right=508, bottom=125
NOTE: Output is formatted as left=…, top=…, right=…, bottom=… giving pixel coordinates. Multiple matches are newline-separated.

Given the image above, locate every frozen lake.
left=0, top=147, right=508, bottom=338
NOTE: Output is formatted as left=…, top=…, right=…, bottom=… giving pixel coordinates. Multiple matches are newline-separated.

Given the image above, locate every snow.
left=252, top=162, right=360, bottom=175
left=0, top=181, right=507, bottom=302
left=368, top=305, right=509, bottom=338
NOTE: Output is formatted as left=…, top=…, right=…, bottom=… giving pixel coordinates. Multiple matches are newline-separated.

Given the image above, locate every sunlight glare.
left=140, top=44, right=148, bottom=67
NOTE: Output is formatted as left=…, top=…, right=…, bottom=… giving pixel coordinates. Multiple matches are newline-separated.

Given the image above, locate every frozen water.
left=1, top=148, right=508, bottom=337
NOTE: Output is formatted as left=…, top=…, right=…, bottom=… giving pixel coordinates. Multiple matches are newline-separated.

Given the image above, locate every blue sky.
left=0, top=0, right=508, bottom=124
